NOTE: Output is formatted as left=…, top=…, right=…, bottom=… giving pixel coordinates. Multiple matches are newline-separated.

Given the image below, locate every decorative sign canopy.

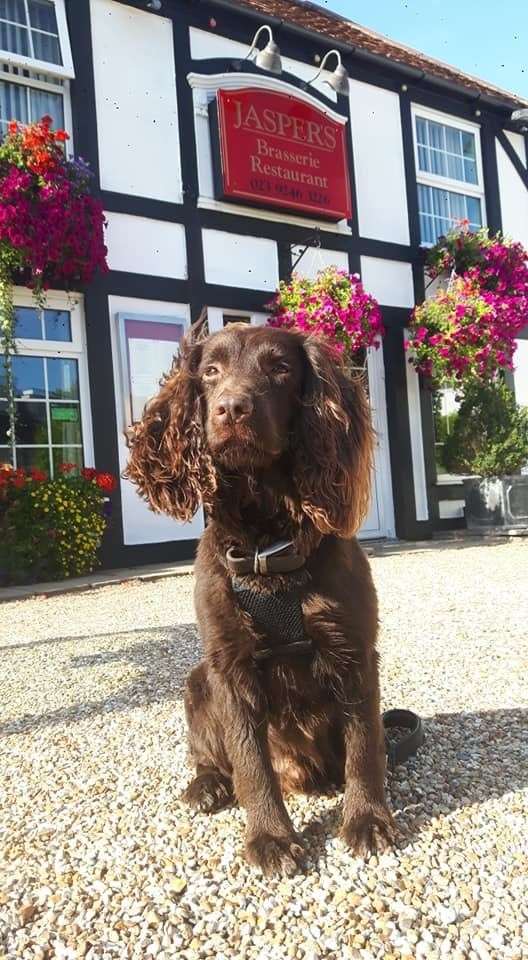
left=210, top=87, right=352, bottom=222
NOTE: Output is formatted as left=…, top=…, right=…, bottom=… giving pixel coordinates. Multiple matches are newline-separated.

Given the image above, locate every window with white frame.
left=0, top=294, right=93, bottom=476
left=412, top=107, right=485, bottom=245
left=0, top=1, right=73, bottom=139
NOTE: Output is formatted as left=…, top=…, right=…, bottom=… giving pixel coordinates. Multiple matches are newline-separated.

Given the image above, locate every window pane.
left=415, top=116, right=479, bottom=186
left=0, top=400, right=9, bottom=442
left=429, top=121, right=444, bottom=150
left=416, top=117, right=427, bottom=145
left=447, top=153, right=464, bottom=181
left=461, top=131, right=476, bottom=159
left=30, top=87, right=64, bottom=128
left=10, top=356, right=46, bottom=399
left=50, top=403, right=81, bottom=445
left=14, top=306, right=42, bottom=339
left=31, top=29, right=61, bottom=64
left=463, top=159, right=477, bottom=184
left=15, top=400, right=48, bottom=443
left=46, top=358, right=79, bottom=400
left=28, top=0, right=58, bottom=32
left=44, top=310, right=71, bottom=342
left=52, top=446, right=83, bottom=475
left=430, top=148, right=447, bottom=177
left=417, top=144, right=429, bottom=173
left=445, top=126, right=460, bottom=155
left=0, top=1, right=26, bottom=24
left=0, top=78, right=29, bottom=136
left=466, top=196, right=482, bottom=225
left=0, top=446, right=13, bottom=466
left=418, top=184, right=483, bottom=244
left=0, top=19, right=29, bottom=56
left=17, top=446, right=49, bottom=472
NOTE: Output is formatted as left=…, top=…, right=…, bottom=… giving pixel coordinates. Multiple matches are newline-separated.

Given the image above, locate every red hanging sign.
left=210, top=87, right=352, bottom=222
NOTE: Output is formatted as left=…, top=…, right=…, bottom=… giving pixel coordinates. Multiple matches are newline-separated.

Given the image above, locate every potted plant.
left=268, top=267, right=384, bottom=366
left=442, top=379, right=528, bottom=533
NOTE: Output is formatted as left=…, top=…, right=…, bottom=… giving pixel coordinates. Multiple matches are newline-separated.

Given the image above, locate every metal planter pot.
left=463, top=476, right=528, bottom=532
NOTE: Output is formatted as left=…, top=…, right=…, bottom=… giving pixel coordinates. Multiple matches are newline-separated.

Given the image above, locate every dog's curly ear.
left=293, top=336, right=374, bottom=538
left=125, top=320, right=215, bottom=521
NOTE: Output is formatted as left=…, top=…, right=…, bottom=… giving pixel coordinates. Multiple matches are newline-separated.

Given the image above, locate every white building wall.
left=105, top=213, right=187, bottom=279
left=360, top=257, right=414, bottom=308
left=496, top=138, right=528, bottom=249
left=90, top=0, right=182, bottom=202
left=202, top=230, right=279, bottom=291
left=348, top=79, right=410, bottom=245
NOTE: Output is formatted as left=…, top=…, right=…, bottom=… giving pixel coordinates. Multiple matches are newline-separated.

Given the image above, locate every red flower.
left=58, top=462, right=77, bottom=474
left=95, top=472, right=117, bottom=493
left=81, top=467, right=97, bottom=481
left=54, top=130, right=70, bottom=142
left=8, top=120, right=18, bottom=135
left=29, top=468, right=47, bottom=482
left=12, top=475, right=26, bottom=489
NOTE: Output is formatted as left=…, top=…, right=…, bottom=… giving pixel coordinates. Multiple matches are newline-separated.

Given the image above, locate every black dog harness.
left=226, top=540, right=312, bottom=664
left=226, top=539, right=424, bottom=767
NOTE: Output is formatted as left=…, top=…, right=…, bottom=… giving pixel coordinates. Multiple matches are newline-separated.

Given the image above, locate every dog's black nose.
left=215, top=393, right=254, bottom=424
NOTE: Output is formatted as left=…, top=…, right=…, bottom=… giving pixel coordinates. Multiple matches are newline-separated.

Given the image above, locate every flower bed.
left=0, top=463, right=117, bottom=584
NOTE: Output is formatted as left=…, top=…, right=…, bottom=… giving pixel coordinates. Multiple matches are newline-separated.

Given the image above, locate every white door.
left=359, top=346, right=395, bottom=540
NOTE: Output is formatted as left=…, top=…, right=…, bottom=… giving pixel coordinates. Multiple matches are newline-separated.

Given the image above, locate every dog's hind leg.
left=182, top=662, right=235, bottom=813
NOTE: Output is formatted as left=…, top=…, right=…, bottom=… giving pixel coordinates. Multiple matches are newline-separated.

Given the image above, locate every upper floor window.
left=0, top=0, right=73, bottom=77
left=412, top=106, right=485, bottom=245
left=0, top=68, right=64, bottom=136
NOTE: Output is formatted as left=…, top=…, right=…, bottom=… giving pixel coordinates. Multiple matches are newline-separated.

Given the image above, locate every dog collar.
left=226, top=539, right=306, bottom=577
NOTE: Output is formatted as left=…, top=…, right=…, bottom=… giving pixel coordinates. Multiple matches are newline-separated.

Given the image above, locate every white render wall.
left=202, top=229, right=279, bottom=291
left=360, top=257, right=414, bottom=308
left=496, top=138, right=528, bottom=250
left=348, top=80, right=410, bottom=245
left=105, top=213, right=187, bottom=278
left=90, top=0, right=182, bottom=202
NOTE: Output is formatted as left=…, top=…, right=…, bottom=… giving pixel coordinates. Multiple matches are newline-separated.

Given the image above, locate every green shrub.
left=443, top=380, right=528, bottom=478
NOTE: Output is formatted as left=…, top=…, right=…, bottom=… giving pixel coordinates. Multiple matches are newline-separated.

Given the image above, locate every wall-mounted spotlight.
left=309, top=49, right=349, bottom=97
left=511, top=107, right=528, bottom=132
left=146, top=0, right=162, bottom=9
left=245, top=24, right=282, bottom=75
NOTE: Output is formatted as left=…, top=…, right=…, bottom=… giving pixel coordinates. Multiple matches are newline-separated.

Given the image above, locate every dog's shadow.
left=299, top=707, right=527, bottom=861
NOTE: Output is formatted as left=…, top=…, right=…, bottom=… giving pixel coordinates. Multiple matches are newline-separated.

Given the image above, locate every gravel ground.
left=0, top=539, right=527, bottom=960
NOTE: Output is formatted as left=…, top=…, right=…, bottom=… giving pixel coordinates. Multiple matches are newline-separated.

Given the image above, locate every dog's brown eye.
left=272, top=361, right=290, bottom=375
left=203, top=365, right=220, bottom=378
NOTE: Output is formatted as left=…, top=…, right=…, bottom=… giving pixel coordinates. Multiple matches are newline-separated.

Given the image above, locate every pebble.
left=0, top=541, right=527, bottom=960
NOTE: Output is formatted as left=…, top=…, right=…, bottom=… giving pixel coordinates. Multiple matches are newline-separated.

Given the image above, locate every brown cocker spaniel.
left=126, top=322, right=396, bottom=875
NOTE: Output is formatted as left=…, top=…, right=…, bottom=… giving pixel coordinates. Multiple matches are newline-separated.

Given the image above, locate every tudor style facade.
left=1, top=0, right=527, bottom=568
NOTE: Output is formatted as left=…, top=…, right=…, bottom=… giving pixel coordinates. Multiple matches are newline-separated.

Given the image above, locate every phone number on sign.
left=249, top=178, right=331, bottom=207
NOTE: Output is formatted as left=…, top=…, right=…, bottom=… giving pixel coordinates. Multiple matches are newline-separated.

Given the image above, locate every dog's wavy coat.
left=126, top=323, right=396, bottom=875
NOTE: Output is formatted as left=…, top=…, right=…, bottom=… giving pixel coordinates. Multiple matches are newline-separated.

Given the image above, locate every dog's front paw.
left=182, top=771, right=233, bottom=813
left=341, top=805, right=397, bottom=856
left=245, top=832, right=304, bottom=876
